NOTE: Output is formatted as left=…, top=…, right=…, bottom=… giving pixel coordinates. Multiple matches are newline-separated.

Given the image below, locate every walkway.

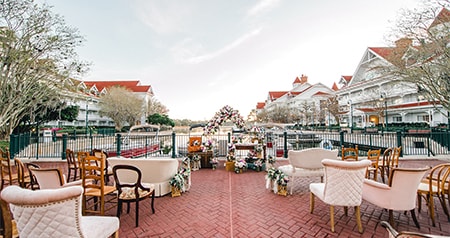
left=109, top=158, right=450, bottom=238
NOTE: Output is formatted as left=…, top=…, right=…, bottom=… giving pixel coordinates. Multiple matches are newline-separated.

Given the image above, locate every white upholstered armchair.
left=309, top=159, right=371, bottom=233
left=362, top=167, right=429, bottom=229
left=1, top=185, right=119, bottom=238
left=279, top=148, right=338, bottom=194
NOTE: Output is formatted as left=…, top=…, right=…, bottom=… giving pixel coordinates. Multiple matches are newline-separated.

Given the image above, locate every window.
left=392, top=116, right=402, bottom=122
left=417, top=115, right=430, bottom=122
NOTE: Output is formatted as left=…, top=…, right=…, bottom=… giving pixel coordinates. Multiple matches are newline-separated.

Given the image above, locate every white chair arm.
left=363, top=179, right=390, bottom=190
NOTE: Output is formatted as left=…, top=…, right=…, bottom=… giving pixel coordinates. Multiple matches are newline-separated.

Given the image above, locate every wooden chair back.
left=0, top=149, right=18, bottom=190
left=365, top=149, right=381, bottom=180
left=113, top=164, right=155, bottom=227
left=66, top=149, right=80, bottom=182
left=81, top=155, right=117, bottom=216
left=29, top=167, right=66, bottom=189
left=13, top=158, right=30, bottom=189
left=341, top=145, right=358, bottom=161
left=0, top=198, right=18, bottom=238
left=24, top=163, right=40, bottom=190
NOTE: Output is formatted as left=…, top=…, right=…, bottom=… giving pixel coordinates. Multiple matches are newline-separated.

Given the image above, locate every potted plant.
left=162, top=145, right=172, bottom=154
left=169, top=173, right=185, bottom=197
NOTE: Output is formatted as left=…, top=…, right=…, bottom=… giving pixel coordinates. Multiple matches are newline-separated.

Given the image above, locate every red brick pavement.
left=27, top=158, right=450, bottom=237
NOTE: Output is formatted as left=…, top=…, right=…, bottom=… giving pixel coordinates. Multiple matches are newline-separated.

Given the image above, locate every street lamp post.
left=380, top=93, right=388, bottom=133
left=348, top=100, right=353, bottom=133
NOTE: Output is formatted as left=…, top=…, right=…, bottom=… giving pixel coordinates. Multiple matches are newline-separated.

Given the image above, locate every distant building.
left=48, top=80, right=154, bottom=129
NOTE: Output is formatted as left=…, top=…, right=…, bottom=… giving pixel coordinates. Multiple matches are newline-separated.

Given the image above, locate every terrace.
left=23, top=157, right=449, bottom=237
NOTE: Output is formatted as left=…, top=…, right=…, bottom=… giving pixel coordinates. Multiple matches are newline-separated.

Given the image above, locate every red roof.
left=332, top=82, right=339, bottom=91
left=83, top=80, right=152, bottom=93
left=268, top=91, right=288, bottom=101
left=342, top=76, right=352, bottom=82
left=369, top=47, right=394, bottom=59
left=293, top=77, right=301, bottom=84
left=312, top=91, right=331, bottom=97
left=256, top=102, right=265, bottom=109
left=429, top=8, right=450, bottom=29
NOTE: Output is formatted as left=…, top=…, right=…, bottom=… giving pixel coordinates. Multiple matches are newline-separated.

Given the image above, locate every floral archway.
left=203, top=105, right=246, bottom=135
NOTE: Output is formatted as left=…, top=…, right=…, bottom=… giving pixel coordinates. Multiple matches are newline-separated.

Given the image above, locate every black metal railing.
left=8, top=130, right=450, bottom=160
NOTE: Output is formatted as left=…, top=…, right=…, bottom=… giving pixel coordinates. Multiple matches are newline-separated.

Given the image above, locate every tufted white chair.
left=1, top=185, right=119, bottom=238
left=363, top=167, right=429, bottom=229
left=278, top=149, right=338, bottom=194
left=309, top=159, right=371, bottom=233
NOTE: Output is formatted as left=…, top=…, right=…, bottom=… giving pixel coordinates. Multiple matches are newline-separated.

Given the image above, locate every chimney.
left=300, top=74, right=308, bottom=83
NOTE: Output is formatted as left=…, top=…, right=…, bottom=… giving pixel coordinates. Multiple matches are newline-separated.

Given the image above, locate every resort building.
left=48, top=80, right=154, bottom=129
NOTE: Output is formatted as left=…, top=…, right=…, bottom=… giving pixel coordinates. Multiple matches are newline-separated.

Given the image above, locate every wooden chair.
left=365, top=149, right=381, bottom=181
left=113, top=164, right=155, bottom=227
left=81, top=155, right=117, bottom=216
left=0, top=197, right=19, bottom=238
left=310, top=159, right=371, bottom=233
left=0, top=150, right=18, bottom=191
left=341, top=145, right=358, bottom=161
left=66, top=149, right=81, bottom=182
left=92, top=149, right=113, bottom=183
left=30, top=167, right=84, bottom=190
left=417, top=163, right=450, bottom=226
left=24, top=162, right=40, bottom=190
left=380, top=147, right=401, bottom=183
left=13, top=158, right=31, bottom=189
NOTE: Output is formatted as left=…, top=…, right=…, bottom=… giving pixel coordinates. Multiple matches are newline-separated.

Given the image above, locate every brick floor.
left=28, top=158, right=450, bottom=237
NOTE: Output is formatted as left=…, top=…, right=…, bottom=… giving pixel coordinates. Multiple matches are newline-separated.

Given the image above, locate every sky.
left=36, top=0, right=420, bottom=121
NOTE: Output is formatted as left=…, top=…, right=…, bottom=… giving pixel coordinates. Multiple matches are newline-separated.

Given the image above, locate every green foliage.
left=0, top=141, right=9, bottom=151
left=147, top=113, right=175, bottom=127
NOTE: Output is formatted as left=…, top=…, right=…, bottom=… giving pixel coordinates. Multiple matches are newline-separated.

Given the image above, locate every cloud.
left=247, top=0, right=282, bottom=17
left=173, top=27, right=263, bottom=64
left=132, top=0, right=191, bottom=34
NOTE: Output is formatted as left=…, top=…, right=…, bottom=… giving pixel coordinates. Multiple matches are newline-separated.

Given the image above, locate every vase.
left=171, top=186, right=181, bottom=197
left=277, top=184, right=288, bottom=196
left=255, top=166, right=261, bottom=172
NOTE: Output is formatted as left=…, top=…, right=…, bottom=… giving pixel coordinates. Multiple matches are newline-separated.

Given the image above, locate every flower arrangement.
left=210, top=157, right=219, bottom=170
left=234, top=158, right=247, bottom=173
left=203, top=138, right=215, bottom=151
left=203, top=105, right=246, bottom=136
left=169, top=173, right=185, bottom=190
left=228, top=143, right=236, bottom=153
left=191, top=155, right=200, bottom=162
left=267, top=155, right=276, bottom=165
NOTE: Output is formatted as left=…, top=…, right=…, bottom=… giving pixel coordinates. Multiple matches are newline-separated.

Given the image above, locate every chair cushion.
left=80, top=216, right=119, bottom=238
left=119, top=183, right=155, bottom=200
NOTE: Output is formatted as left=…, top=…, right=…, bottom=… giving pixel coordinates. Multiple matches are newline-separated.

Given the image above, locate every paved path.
left=109, top=158, right=449, bottom=238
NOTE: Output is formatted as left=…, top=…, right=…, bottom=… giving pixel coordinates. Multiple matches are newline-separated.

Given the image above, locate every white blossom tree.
left=99, top=86, right=143, bottom=131
left=0, top=0, right=87, bottom=138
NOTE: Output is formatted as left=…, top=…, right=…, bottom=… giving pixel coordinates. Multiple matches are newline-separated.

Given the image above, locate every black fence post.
left=116, top=134, right=121, bottom=157
left=283, top=131, right=288, bottom=158
left=62, top=134, right=68, bottom=160
left=228, top=132, right=231, bottom=143
left=9, top=134, right=17, bottom=160
left=339, top=131, right=345, bottom=148
left=171, top=132, right=176, bottom=158
left=396, top=131, right=403, bottom=157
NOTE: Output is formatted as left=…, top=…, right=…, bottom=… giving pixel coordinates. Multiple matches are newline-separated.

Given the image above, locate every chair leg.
left=117, top=200, right=122, bottom=217
left=428, top=194, right=436, bottom=227
left=330, top=205, right=335, bottom=232
left=388, top=210, right=394, bottom=227
left=151, top=192, right=155, bottom=214
left=410, top=209, right=420, bottom=229
left=309, top=193, right=315, bottom=214
left=355, top=206, right=363, bottom=233
left=344, top=206, right=348, bottom=216
left=67, top=169, right=72, bottom=182
left=135, top=200, right=139, bottom=227
left=417, top=193, right=422, bottom=212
